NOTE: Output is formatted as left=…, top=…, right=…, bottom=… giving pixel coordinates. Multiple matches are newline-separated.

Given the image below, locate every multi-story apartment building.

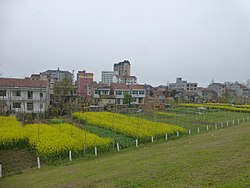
left=196, top=87, right=217, bottom=101
left=169, top=78, right=198, bottom=92
left=0, top=78, right=49, bottom=113
left=110, top=83, right=145, bottom=105
left=113, top=75, right=137, bottom=85
left=93, top=83, right=115, bottom=105
left=101, top=71, right=116, bottom=85
left=207, top=83, right=225, bottom=98
left=113, top=60, right=131, bottom=76
left=41, top=68, right=73, bottom=82
left=76, top=70, right=94, bottom=99
left=130, top=85, right=146, bottom=104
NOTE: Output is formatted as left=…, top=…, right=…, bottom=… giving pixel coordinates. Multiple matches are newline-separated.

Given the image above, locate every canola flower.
left=53, top=123, right=112, bottom=148
left=179, top=103, right=250, bottom=113
left=72, top=112, right=186, bottom=139
left=25, top=124, right=78, bottom=158
left=25, top=123, right=112, bottom=159
left=0, top=116, right=27, bottom=148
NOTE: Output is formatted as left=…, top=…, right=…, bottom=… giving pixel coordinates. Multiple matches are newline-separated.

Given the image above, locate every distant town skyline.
left=1, top=0, right=250, bottom=87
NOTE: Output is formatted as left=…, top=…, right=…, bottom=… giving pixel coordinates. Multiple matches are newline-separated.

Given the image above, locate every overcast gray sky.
left=0, top=0, right=250, bottom=87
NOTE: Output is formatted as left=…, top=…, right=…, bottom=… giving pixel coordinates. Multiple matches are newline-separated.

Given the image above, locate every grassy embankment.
left=0, top=122, right=249, bottom=188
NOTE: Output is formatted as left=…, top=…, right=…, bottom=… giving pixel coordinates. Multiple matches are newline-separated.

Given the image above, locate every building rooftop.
left=42, top=68, right=72, bottom=75
left=110, top=83, right=145, bottom=90
left=0, top=78, right=48, bottom=88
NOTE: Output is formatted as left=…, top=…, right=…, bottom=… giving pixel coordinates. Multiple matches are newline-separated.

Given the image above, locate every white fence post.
left=165, top=134, right=168, bottom=140
left=233, top=120, right=235, bottom=125
left=197, top=127, right=200, bottom=133
left=94, top=147, right=98, bottom=156
left=136, top=139, right=138, bottom=147
left=206, top=125, right=209, bottom=131
left=116, top=142, right=120, bottom=151
left=37, top=157, right=41, bottom=169
left=151, top=137, right=154, bottom=143
left=238, top=119, right=240, bottom=124
left=69, top=150, right=72, bottom=162
left=188, top=129, right=191, bottom=135
left=215, top=124, right=218, bottom=129
left=177, top=131, right=180, bottom=137
left=227, top=121, right=229, bottom=126
left=221, top=122, right=223, bottom=127
left=0, top=164, right=2, bottom=178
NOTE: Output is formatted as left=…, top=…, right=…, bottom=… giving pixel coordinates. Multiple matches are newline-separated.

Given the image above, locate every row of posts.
left=34, top=116, right=250, bottom=170
left=1, top=117, right=247, bottom=175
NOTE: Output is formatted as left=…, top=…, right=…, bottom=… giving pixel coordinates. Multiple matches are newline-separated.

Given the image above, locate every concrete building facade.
left=113, top=75, right=137, bottom=85
left=169, top=77, right=198, bottom=92
left=76, top=70, right=94, bottom=99
left=41, top=68, right=73, bottom=82
left=207, top=83, right=225, bottom=98
left=0, top=78, right=49, bottom=114
left=110, top=83, right=145, bottom=105
left=113, top=60, right=131, bottom=76
left=101, top=71, right=116, bottom=85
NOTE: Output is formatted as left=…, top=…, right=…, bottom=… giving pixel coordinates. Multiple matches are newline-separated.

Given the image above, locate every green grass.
left=1, top=122, right=249, bottom=188
left=0, top=148, right=37, bottom=177
left=129, top=109, right=250, bottom=131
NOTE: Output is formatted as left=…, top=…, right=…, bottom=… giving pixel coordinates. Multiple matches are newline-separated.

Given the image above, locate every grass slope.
left=1, top=123, right=250, bottom=188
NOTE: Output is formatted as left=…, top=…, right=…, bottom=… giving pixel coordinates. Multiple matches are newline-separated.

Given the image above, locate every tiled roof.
left=0, top=78, right=48, bottom=88
left=211, top=83, right=225, bottom=87
left=111, top=83, right=129, bottom=90
left=110, top=83, right=145, bottom=90
left=129, top=85, right=145, bottom=90
left=94, top=83, right=110, bottom=89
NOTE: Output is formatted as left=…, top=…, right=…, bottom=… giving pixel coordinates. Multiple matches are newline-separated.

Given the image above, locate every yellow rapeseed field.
left=72, top=112, right=186, bottom=139
left=25, top=123, right=112, bottom=159
left=0, top=116, right=27, bottom=148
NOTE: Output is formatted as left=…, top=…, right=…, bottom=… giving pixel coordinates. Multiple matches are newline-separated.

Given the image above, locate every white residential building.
left=0, top=78, right=49, bottom=114
left=169, top=77, right=198, bottom=92
left=113, top=75, right=137, bottom=85
left=207, top=83, right=225, bottom=98
left=101, top=71, right=116, bottom=85
left=110, top=83, right=145, bottom=105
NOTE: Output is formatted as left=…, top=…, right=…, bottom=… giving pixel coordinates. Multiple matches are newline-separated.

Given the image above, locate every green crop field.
left=1, top=122, right=249, bottom=188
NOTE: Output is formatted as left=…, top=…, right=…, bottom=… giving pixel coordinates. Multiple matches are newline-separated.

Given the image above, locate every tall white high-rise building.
left=101, top=71, right=116, bottom=85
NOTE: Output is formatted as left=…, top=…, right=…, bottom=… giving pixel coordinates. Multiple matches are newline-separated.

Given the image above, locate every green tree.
left=124, top=93, right=132, bottom=105
left=50, top=76, right=75, bottom=116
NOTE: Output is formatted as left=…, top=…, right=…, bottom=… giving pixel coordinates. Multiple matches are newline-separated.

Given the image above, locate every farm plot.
left=0, top=116, right=27, bottom=149
left=25, top=123, right=112, bottom=160
left=130, top=106, right=250, bottom=133
left=72, top=112, right=186, bottom=141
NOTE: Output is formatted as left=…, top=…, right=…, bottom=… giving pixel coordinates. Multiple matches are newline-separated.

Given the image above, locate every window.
left=28, top=91, right=33, bottom=99
left=40, top=104, right=43, bottom=109
left=139, top=91, right=145, bottom=95
left=27, top=102, right=33, bottom=111
left=40, top=93, right=43, bottom=98
left=13, top=102, right=21, bottom=108
left=13, top=90, right=21, bottom=96
left=132, top=91, right=138, bottom=95
left=0, top=90, right=6, bottom=96
left=116, top=91, right=122, bottom=95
